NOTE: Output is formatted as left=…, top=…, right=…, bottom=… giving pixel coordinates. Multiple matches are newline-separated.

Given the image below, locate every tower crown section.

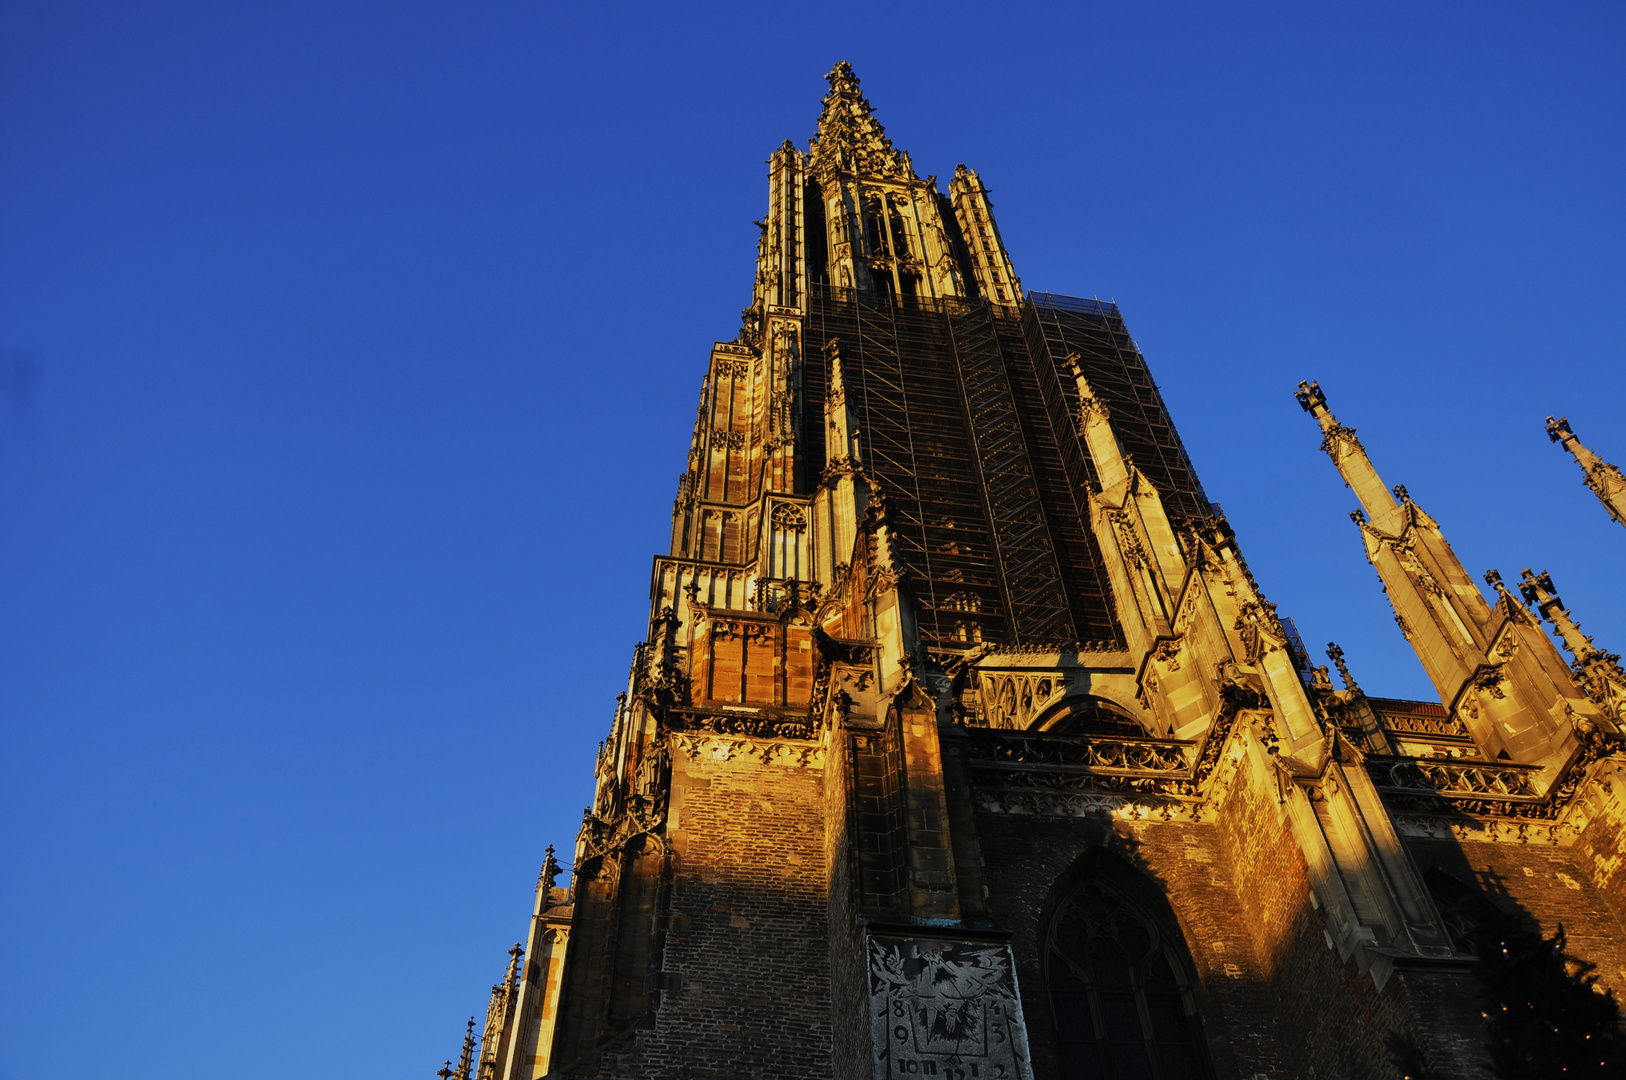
left=808, top=62, right=915, bottom=182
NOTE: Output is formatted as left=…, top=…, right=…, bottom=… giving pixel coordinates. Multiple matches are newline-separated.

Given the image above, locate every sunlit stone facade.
left=442, top=64, right=1626, bottom=1080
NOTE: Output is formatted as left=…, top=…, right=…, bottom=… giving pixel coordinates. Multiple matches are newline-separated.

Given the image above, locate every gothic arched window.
left=1046, top=879, right=1211, bottom=1080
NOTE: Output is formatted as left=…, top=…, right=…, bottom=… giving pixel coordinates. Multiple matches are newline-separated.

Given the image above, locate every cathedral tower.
left=445, top=65, right=1626, bottom=1080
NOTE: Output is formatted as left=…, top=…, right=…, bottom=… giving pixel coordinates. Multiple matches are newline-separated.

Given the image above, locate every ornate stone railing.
left=1367, top=756, right=1540, bottom=800
left=1378, top=713, right=1469, bottom=738
left=965, top=730, right=1193, bottom=775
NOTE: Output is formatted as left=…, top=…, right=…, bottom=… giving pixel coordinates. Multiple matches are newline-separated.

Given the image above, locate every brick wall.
left=971, top=756, right=1510, bottom=1080
left=976, top=806, right=1278, bottom=1080
left=1214, top=761, right=1493, bottom=1079
left=594, top=747, right=832, bottom=1079
left=1408, top=827, right=1626, bottom=999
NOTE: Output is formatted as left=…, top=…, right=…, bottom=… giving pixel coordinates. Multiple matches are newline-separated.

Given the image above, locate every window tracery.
left=1046, top=879, right=1210, bottom=1079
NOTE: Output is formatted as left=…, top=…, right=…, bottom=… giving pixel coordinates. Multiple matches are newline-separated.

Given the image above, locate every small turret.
left=948, top=164, right=1021, bottom=305
left=504, top=942, right=524, bottom=993
left=824, top=339, right=861, bottom=469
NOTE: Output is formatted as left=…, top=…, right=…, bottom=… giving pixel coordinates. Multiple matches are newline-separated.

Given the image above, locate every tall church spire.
left=801, top=62, right=970, bottom=302
left=1547, top=415, right=1626, bottom=528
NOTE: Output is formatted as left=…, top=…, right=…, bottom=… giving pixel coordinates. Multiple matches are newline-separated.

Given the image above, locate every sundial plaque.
left=866, top=933, right=1034, bottom=1080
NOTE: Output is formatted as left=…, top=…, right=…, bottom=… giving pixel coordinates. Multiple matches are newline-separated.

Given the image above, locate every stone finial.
left=437, top=1061, right=453, bottom=1080
left=537, top=844, right=560, bottom=898
left=505, top=943, right=525, bottom=991
left=1516, top=567, right=1555, bottom=609
left=1326, top=642, right=1359, bottom=693
left=1546, top=415, right=1572, bottom=442
left=1294, top=380, right=1327, bottom=414
left=1484, top=569, right=1525, bottom=616
left=1518, top=568, right=1591, bottom=659
left=826, top=59, right=859, bottom=90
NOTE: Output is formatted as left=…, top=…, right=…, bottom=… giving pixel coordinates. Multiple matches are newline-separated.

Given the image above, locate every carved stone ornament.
left=967, top=706, right=1243, bottom=820
left=771, top=503, right=808, bottom=530
left=668, top=707, right=814, bottom=741
left=967, top=731, right=1190, bottom=773
left=1471, top=666, right=1507, bottom=699
left=1368, top=757, right=1539, bottom=799
left=1108, top=510, right=1150, bottom=569
left=670, top=732, right=825, bottom=769
left=974, top=788, right=1209, bottom=824
left=1382, top=711, right=1469, bottom=738
left=1318, top=421, right=1365, bottom=460
left=981, top=673, right=1071, bottom=728
left=866, top=934, right=1035, bottom=1080
left=1151, top=638, right=1183, bottom=670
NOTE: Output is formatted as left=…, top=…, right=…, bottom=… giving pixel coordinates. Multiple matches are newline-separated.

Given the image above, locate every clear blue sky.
left=2, top=3, right=1622, bottom=1077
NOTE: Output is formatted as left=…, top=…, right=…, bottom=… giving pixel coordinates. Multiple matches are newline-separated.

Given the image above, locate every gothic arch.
left=1039, top=850, right=1215, bottom=1080
left=1033, top=693, right=1148, bottom=737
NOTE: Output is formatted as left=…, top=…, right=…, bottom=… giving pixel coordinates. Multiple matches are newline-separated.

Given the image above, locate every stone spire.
left=1070, top=357, right=1178, bottom=654
left=1519, top=568, right=1626, bottom=729
left=454, top=1018, right=476, bottom=1080
left=809, top=62, right=912, bottom=181
left=1547, top=415, right=1626, bottom=528
left=1070, top=361, right=1127, bottom=493
left=1297, top=379, right=1585, bottom=774
left=1295, top=381, right=1397, bottom=518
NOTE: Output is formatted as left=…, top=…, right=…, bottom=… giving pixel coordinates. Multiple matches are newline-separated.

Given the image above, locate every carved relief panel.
left=866, top=934, right=1035, bottom=1080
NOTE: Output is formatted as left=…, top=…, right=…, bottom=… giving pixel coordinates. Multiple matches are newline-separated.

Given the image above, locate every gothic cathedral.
left=439, top=64, right=1626, bottom=1080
